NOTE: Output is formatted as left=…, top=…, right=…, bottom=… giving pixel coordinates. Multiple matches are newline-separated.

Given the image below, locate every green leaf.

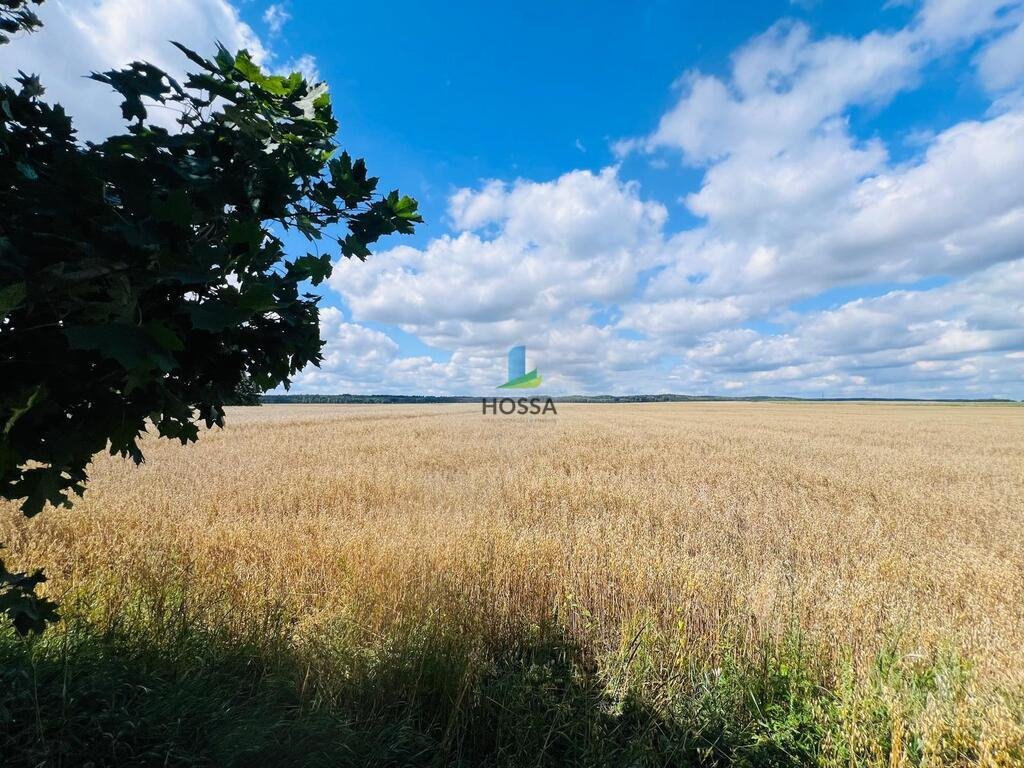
left=89, top=61, right=176, bottom=124
left=182, top=72, right=239, bottom=101
left=65, top=324, right=146, bottom=369
left=65, top=323, right=177, bottom=372
left=287, top=254, right=332, bottom=286
left=238, top=283, right=277, bottom=312
left=15, top=71, right=43, bottom=98
left=153, top=189, right=192, bottom=226
left=227, top=219, right=264, bottom=249
left=391, top=194, right=422, bottom=221
left=214, top=44, right=235, bottom=73
left=232, top=51, right=264, bottom=84
left=340, top=234, right=371, bottom=261
left=188, top=302, right=253, bottom=331
left=0, top=562, right=60, bottom=635
left=144, top=320, right=185, bottom=351
left=169, top=42, right=214, bottom=73
left=162, top=266, right=216, bottom=284
left=3, top=385, right=45, bottom=436
left=0, top=282, right=26, bottom=316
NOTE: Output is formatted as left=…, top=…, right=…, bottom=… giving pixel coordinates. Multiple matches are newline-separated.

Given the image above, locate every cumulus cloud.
left=635, top=21, right=920, bottom=164
left=288, top=309, right=506, bottom=395
left=317, top=0, right=1024, bottom=397
left=636, top=109, right=1024, bottom=314
left=674, top=260, right=1024, bottom=397
left=5, top=0, right=1022, bottom=397
left=623, top=0, right=1015, bottom=167
left=0, top=0, right=314, bottom=140
left=976, top=16, right=1024, bottom=93
left=914, top=0, right=1021, bottom=45
left=329, top=167, right=667, bottom=352
left=600, top=0, right=1024, bottom=397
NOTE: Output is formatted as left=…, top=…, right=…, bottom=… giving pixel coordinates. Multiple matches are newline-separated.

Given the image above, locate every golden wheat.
left=3, top=402, right=1023, bottom=762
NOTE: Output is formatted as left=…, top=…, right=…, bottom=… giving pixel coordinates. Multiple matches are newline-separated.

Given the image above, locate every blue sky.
left=3, top=0, right=1024, bottom=397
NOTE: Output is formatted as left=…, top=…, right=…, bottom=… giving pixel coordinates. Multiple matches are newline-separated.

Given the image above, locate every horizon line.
left=261, top=393, right=1021, bottom=404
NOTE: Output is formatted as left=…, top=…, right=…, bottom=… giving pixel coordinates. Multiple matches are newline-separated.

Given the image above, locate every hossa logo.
left=499, top=345, right=541, bottom=388
left=482, top=397, right=557, bottom=415
left=482, top=345, right=557, bottom=415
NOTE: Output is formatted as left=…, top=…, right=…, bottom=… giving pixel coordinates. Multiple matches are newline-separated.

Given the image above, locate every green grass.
left=0, top=593, right=1019, bottom=767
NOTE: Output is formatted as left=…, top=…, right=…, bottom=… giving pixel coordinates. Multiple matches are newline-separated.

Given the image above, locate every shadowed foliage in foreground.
left=0, top=616, right=820, bottom=767
left=1, top=595, right=1015, bottom=767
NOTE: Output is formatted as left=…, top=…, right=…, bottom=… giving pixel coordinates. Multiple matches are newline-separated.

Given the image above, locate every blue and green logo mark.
left=498, top=345, right=542, bottom=389
left=483, top=344, right=555, bottom=414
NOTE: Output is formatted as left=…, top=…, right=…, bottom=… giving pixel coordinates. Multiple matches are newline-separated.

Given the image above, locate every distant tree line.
left=261, top=394, right=1019, bottom=404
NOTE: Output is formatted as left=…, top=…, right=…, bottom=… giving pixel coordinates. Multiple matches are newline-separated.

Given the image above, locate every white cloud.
left=820, top=112, right=1024, bottom=276
left=5, top=0, right=1021, bottom=397
left=914, top=0, right=1021, bottom=45
left=290, top=308, right=503, bottom=394
left=318, top=308, right=398, bottom=361
left=976, top=17, right=1024, bottom=92
left=262, top=3, right=290, bottom=36
left=321, top=167, right=680, bottom=393
left=684, top=126, right=888, bottom=235
left=279, top=53, right=319, bottom=83
left=618, top=297, right=749, bottom=342
left=636, top=20, right=920, bottom=164
left=321, top=103, right=1024, bottom=395
left=0, top=0, right=314, bottom=140
left=610, top=108, right=1020, bottom=358
left=613, top=3, right=1024, bottom=364
left=675, top=259, right=1024, bottom=394
left=329, top=167, right=667, bottom=352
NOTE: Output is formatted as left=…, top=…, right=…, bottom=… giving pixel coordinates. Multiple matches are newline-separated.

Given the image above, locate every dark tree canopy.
left=225, top=375, right=264, bottom=406
left=0, top=0, right=41, bottom=44
left=0, top=5, right=421, bottom=632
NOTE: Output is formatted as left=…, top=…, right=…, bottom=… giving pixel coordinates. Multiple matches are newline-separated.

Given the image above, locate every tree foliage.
left=0, top=7, right=421, bottom=632
left=0, top=0, right=41, bottom=44
left=225, top=375, right=264, bottom=406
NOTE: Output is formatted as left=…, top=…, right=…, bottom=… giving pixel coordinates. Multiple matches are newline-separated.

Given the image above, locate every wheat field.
left=3, top=402, right=1023, bottom=766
